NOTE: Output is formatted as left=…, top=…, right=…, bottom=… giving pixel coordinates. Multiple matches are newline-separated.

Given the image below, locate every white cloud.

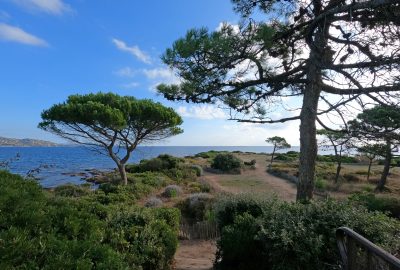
left=122, top=82, right=140, bottom=89
left=143, top=67, right=174, bottom=79
left=219, top=121, right=300, bottom=146
left=114, top=67, right=136, bottom=77
left=177, top=105, right=228, bottom=120
left=112, top=38, right=151, bottom=64
left=0, top=23, right=48, bottom=46
left=11, top=0, right=71, bottom=15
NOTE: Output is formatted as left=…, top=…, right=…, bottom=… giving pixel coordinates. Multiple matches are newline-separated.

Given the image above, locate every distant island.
left=0, top=136, right=59, bottom=147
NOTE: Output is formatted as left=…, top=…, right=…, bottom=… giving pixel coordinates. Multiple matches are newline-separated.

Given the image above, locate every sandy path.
left=202, top=154, right=297, bottom=201
left=174, top=240, right=217, bottom=270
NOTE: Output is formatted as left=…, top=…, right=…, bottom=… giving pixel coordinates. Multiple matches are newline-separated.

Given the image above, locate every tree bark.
left=270, top=145, right=277, bottom=165
left=334, top=145, right=341, bottom=183
left=297, top=57, right=322, bottom=200
left=367, top=157, right=374, bottom=182
left=117, top=163, right=128, bottom=186
left=376, top=140, right=392, bottom=191
left=335, top=160, right=342, bottom=184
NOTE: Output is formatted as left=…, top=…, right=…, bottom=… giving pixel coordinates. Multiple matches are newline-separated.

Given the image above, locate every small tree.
left=266, top=136, right=291, bottom=165
left=357, top=144, right=386, bottom=182
left=349, top=105, right=400, bottom=191
left=317, top=129, right=352, bottom=183
left=39, top=93, right=183, bottom=185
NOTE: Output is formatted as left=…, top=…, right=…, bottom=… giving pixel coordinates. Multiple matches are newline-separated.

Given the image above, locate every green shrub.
left=214, top=195, right=400, bottom=270
left=178, top=193, right=214, bottom=222
left=190, top=164, right=203, bottom=176
left=211, top=153, right=242, bottom=173
left=274, top=153, right=296, bottom=161
left=54, top=184, right=91, bottom=197
left=126, top=154, right=184, bottom=173
left=244, top=159, right=257, bottom=166
left=317, top=154, right=358, bottom=163
left=349, top=192, right=400, bottom=218
left=315, top=178, right=328, bottom=190
left=162, top=185, right=182, bottom=198
left=0, top=171, right=180, bottom=270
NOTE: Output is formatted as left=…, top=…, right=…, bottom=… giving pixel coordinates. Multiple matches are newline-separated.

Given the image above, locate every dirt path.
left=174, top=240, right=217, bottom=270
left=202, top=153, right=297, bottom=201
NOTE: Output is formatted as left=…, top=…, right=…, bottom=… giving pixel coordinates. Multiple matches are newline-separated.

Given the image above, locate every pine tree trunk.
left=297, top=12, right=326, bottom=201
left=367, top=158, right=373, bottom=182
left=335, top=160, right=342, bottom=184
left=118, top=163, right=128, bottom=185
left=270, top=145, right=277, bottom=165
left=297, top=81, right=320, bottom=201
left=376, top=140, right=392, bottom=191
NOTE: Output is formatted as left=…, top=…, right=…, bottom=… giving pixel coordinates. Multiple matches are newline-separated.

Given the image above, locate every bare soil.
left=201, top=153, right=297, bottom=201
left=174, top=240, right=217, bottom=270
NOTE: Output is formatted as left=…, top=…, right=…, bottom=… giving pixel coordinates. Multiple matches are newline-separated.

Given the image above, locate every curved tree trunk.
left=117, top=163, right=128, bottom=185
left=376, top=140, right=392, bottom=191
left=270, top=145, right=277, bottom=165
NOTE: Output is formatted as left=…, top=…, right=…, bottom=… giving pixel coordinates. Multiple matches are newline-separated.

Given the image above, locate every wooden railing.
left=336, top=227, right=400, bottom=270
left=179, top=221, right=219, bottom=240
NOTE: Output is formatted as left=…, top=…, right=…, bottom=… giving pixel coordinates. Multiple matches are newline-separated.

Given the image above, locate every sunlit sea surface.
left=0, top=146, right=300, bottom=187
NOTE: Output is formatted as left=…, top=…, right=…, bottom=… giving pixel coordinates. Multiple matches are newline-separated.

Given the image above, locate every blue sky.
left=0, top=0, right=300, bottom=146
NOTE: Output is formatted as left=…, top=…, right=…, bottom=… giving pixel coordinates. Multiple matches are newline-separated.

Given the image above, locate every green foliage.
left=127, top=154, right=184, bottom=173
left=194, top=150, right=227, bottom=159
left=0, top=171, right=180, bottom=269
left=190, top=164, right=204, bottom=176
left=178, top=193, right=214, bottom=222
left=349, top=193, right=400, bottom=218
left=266, top=136, right=291, bottom=151
left=39, top=93, right=183, bottom=184
left=214, top=194, right=400, bottom=270
left=54, top=184, right=92, bottom=197
left=316, top=154, right=358, bottom=163
left=274, top=153, right=297, bottom=161
left=162, top=185, right=182, bottom=198
left=315, top=178, right=328, bottom=190
left=211, top=153, right=242, bottom=173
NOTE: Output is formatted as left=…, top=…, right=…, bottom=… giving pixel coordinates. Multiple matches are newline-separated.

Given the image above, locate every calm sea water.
left=0, top=146, right=299, bottom=187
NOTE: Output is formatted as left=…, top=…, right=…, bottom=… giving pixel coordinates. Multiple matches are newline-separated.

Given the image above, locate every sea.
left=0, top=146, right=300, bottom=187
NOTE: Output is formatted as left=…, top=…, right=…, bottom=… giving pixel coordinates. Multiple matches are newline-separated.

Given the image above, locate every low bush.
left=315, top=178, right=328, bottom=190
left=211, top=153, right=242, bottom=173
left=274, top=153, right=297, bottom=161
left=145, top=197, right=163, bottom=208
left=244, top=159, right=256, bottom=166
left=0, top=170, right=180, bottom=270
left=214, top=194, right=400, bottom=270
left=317, top=154, right=358, bottom=163
left=349, top=192, right=400, bottom=218
left=162, top=185, right=183, bottom=198
left=54, top=184, right=92, bottom=197
left=178, top=193, right=214, bottom=222
left=190, top=164, right=203, bottom=176
left=126, top=154, right=184, bottom=173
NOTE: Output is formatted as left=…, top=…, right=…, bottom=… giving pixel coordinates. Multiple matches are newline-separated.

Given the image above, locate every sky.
left=0, top=0, right=301, bottom=146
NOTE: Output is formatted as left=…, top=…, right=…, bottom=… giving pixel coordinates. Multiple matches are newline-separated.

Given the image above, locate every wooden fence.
left=337, top=227, right=400, bottom=270
left=179, top=221, right=219, bottom=240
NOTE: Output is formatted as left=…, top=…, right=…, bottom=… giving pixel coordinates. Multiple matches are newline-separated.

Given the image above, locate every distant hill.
left=0, top=136, right=59, bottom=147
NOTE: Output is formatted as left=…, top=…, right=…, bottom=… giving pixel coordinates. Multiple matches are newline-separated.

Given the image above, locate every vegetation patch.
left=0, top=170, right=180, bottom=270
left=214, top=194, right=400, bottom=270
left=211, top=153, right=242, bottom=174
